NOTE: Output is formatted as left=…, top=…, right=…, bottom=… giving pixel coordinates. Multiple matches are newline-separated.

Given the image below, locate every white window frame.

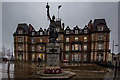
left=18, top=37, right=22, bottom=42
left=40, top=32, right=43, bottom=35
left=32, top=38, right=35, bottom=43
left=75, top=30, right=78, bottom=34
left=32, top=32, right=35, bottom=35
left=66, top=30, right=69, bottom=34
left=66, top=45, right=69, bottom=51
left=75, top=37, right=78, bottom=41
left=18, top=30, right=23, bottom=34
left=84, top=44, right=87, bottom=51
left=98, top=43, right=104, bottom=50
left=65, top=53, right=69, bottom=60
left=83, top=54, right=87, bottom=61
left=32, top=46, right=35, bottom=51
left=66, top=37, right=69, bottom=42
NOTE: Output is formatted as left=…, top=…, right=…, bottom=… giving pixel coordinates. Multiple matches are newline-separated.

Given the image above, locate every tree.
left=1, top=46, right=6, bottom=58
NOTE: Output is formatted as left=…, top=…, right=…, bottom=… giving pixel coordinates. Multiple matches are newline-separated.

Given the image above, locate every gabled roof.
left=65, top=26, right=70, bottom=30
left=73, top=25, right=79, bottom=30
left=38, top=28, right=43, bottom=32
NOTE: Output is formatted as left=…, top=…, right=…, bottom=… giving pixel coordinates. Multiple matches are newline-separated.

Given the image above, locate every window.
left=56, top=28, right=60, bottom=32
left=18, top=30, right=23, bottom=34
left=37, top=45, right=45, bottom=52
left=75, top=30, right=78, bottom=34
left=40, top=32, right=43, bottom=35
left=18, top=37, right=22, bottom=42
left=84, top=44, right=87, bottom=51
left=98, top=43, right=104, bottom=50
left=84, top=37, right=87, bottom=42
left=79, top=45, right=81, bottom=50
left=32, top=54, right=35, bottom=61
left=75, top=53, right=78, bottom=61
left=83, top=54, right=87, bottom=61
left=75, top=37, right=78, bottom=41
left=79, top=54, right=81, bottom=61
left=98, top=26, right=104, bottom=31
left=40, top=38, right=43, bottom=42
left=66, top=45, right=69, bottom=51
left=18, top=45, right=23, bottom=51
left=72, top=45, right=74, bottom=50
left=65, top=54, right=69, bottom=60
left=72, top=54, right=74, bottom=61
left=66, top=30, right=69, bottom=34
left=97, top=53, right=103, bottom=61
left=98, top=34, right=104, bottom=40
left=32, top=46, right=35, bottom=51
left=84, top=29, right=88, bottom=34
left=66, top=38, right=69, bottom=42
left=32, top=32, right=35, bottom=35
left=75, top=44, right=79, bottom=50
left=32, top=38, right=35, bottom=43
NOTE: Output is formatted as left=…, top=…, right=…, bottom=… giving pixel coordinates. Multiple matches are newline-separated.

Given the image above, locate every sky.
left=1, top=2, right=119, bottom=54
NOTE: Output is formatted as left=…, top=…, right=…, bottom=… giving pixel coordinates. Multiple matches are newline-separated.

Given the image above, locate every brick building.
left=13, top=18, right=110, bottom=62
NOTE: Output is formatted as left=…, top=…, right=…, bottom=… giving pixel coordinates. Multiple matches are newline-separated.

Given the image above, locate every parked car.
left=2, top=56, right=9, bottom=61
left=2, top=58, right=9, bottom=61
left=62, top=59, right=69, bottom=63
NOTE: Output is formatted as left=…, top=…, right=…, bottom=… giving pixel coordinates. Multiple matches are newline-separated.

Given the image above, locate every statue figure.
left=46, top=3, right=58, bottom=43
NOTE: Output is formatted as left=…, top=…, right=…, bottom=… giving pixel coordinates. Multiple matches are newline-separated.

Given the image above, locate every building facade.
left=13, top=19, right=110, bottom=62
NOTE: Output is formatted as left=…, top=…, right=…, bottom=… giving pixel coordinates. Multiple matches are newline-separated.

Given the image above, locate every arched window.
left=18, top=30, right=23, bottom=34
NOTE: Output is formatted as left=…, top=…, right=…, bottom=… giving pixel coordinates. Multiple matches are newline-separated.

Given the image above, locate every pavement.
left=0, top=61, right=120, bottom=80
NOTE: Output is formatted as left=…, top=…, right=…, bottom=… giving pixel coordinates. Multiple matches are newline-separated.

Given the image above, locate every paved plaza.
left=0, top=61, right=120, bottom=80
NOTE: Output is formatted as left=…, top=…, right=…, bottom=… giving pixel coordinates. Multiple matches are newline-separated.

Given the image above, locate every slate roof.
left=93, top=19, right=107, bottom=30
left=16, top=23, right=29, bottom=33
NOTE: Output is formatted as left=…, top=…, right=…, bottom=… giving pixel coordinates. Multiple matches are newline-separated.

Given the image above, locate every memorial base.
left=34, top=70, right=76, bottom=79
left=44, top=66, right=62, bottom=74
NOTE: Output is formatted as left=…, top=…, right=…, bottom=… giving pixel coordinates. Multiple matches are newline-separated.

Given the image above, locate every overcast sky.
left=2, top=2, right=119, bottom=53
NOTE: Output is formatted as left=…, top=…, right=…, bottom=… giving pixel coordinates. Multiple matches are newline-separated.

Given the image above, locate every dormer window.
left=71, top=30, right=74, bottom=34
left=32, top=32, right=35, bottom=35
left=75, top=30, right=78, bottom=34
left=97, top=26, right=104, bottom=31
left=66, top=30, right=69, bottom=34
left=18, top=30, right=23, bottom=34
left=40, top=32, right=43, bottom=35
left=84, top=29, right=88, bottom=34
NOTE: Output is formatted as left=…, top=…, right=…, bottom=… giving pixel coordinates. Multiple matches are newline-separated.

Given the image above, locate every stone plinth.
left=45, top=43, right=61, bottom=74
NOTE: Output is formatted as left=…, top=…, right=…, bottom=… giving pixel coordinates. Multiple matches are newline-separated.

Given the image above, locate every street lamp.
left=112, top=40, right=119, bottom=80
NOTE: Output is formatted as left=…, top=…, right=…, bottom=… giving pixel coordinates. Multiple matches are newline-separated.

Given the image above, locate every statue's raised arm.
left=46, top=3, right=51, bottom=21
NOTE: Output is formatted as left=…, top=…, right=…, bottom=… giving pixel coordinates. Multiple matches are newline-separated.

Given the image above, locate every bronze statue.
left=46, top=3, right=58, bottom=43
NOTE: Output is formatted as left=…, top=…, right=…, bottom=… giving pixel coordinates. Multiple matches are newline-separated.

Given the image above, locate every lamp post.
left=112, top=40, right=118, bottom=80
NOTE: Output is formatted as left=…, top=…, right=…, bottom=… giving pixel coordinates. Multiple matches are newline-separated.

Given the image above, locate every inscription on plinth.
left=44, top=43, right=61, bottom=74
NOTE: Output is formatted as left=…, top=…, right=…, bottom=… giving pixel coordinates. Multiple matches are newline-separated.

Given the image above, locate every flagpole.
left=58, top=8, right=59, bottom=19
